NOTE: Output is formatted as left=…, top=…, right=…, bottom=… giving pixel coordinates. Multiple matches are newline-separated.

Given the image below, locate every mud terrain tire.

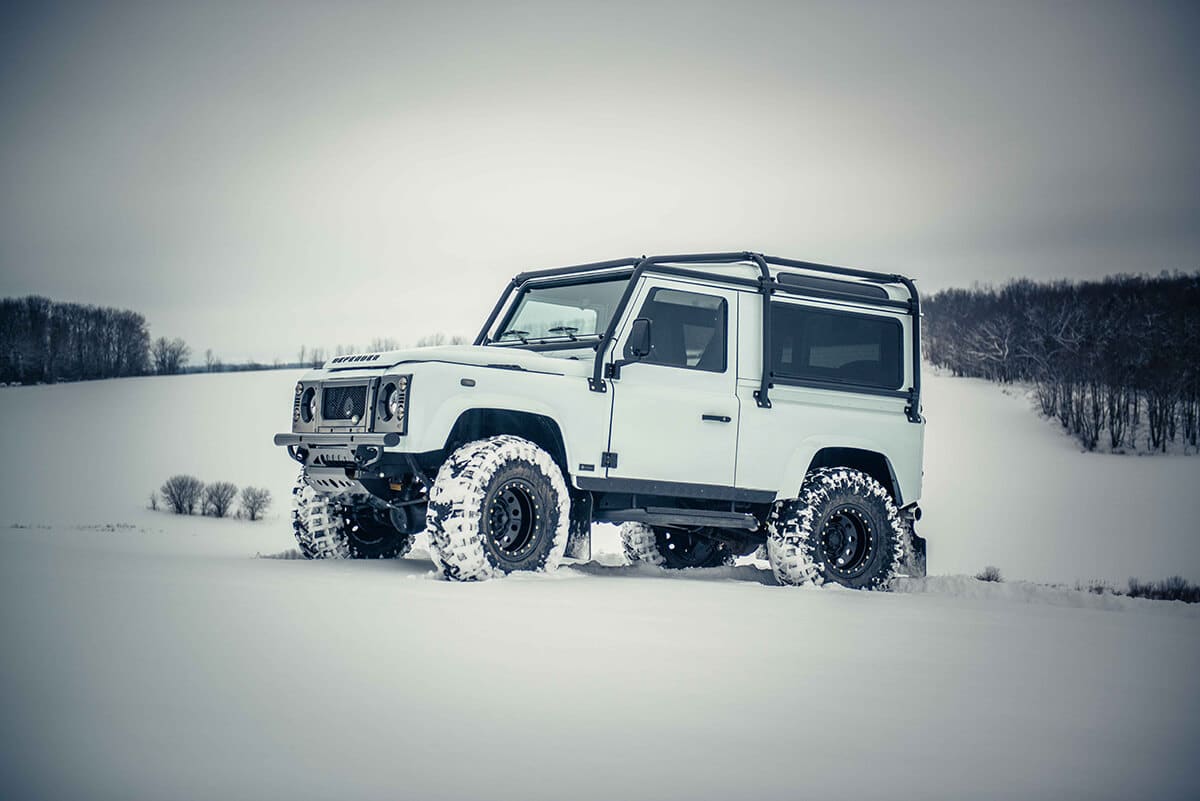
left=426, top=435, right=570, bottom=581
left=767, top=467, right=905, bottom=589
left=292, top=476, right=351, bottom=560
left=620, top=523, right=734, bottom=569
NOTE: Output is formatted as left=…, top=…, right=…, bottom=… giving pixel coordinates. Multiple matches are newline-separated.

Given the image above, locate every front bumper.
left=273, top=431, right=400, bottom=469
left=273, top=432, right=401, bottom=448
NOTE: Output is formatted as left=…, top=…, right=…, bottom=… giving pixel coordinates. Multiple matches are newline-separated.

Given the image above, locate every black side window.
left=625, top=288, right=727, bottom=372
left=771, top=303, right=903, bottom=390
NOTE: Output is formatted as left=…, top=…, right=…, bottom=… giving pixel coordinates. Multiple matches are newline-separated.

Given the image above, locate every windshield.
left=493, top=276, right=630, bottom=344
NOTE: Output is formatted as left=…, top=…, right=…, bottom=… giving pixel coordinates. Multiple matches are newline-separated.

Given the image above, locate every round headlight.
left=386, top=383, right=404, bottom=419
left=301, top=388, right=317, bottom=423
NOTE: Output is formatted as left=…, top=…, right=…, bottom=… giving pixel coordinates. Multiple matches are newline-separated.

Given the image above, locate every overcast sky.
left=1, top=1, right=1197, bottom=362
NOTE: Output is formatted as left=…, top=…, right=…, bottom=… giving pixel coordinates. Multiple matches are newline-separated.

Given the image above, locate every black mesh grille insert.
left=322, top=384, right=368, bottom=422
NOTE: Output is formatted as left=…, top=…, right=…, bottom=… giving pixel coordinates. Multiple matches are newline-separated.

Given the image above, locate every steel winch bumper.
left=274, top=432, right=404, bottom=497
left=273, top=431, right=400, bottom=468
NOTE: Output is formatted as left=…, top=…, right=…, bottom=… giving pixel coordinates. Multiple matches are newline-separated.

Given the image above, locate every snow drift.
left=0, top=367, right=1198, bottom=801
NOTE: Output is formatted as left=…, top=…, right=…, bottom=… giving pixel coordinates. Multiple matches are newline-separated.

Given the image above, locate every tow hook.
left=354, top=444, right=382, bottom=467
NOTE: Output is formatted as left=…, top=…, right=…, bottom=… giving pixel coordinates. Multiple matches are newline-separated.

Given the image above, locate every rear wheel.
left=620, top=523, right=734, bottom=569
left=767, top=467, right=904, bottom=589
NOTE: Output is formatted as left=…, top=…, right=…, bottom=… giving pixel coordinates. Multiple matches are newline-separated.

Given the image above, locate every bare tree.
left=240, top=487, right=272, bottom=521
left=160, top=475, right=205, bottom=515
left=152, top=337, right=190, bottom=375
left=203, top=481, right=239, bottom=518
left=204, top=348, right=223, bottom=373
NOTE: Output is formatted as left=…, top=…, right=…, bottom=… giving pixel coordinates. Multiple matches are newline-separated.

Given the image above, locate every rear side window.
left=625, top=287, right=727, bottom=372
left=771, top=303, right=903, bottom=390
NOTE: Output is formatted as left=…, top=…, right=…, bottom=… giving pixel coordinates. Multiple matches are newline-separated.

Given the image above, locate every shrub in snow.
left=240, top=487, right=271, bottom=521
left=976, top=565, right=1003, bottom=582
left=160, top=475, right=205, bottom=515
left=1127, top=576, right=1200, bottom=603
left=203, top=481, right=239, bottom=518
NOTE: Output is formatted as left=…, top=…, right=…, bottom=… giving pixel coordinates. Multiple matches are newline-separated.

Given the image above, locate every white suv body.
left=276, top=252, right=925, bottom=586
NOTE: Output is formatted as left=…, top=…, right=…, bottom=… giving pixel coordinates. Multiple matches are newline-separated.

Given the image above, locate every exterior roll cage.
left=475, top=251, right=923, bottom=424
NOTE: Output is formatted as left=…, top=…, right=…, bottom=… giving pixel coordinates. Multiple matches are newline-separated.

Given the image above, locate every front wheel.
left=767, top=467, right=905, bottom=589
left=426, top=435, right=570, bottom=581
left=292, top=475, right=415, bottom=560
left=292, top=477, right=350, bottom=559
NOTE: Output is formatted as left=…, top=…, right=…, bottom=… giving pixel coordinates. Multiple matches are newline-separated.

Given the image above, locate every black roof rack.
left=776, top=272, right=890, bottom=300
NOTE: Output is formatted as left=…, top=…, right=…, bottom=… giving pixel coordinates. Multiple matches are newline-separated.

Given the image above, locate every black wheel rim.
left=488, top=478, right=540, bottom=557
left=820, top=505, right=875, bottom=580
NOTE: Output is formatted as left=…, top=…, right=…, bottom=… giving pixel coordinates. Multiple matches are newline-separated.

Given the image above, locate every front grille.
left=322, top=384, right=368, bottom=422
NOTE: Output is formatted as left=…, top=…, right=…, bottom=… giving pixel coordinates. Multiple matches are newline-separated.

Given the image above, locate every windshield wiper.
left=496, top=329, right=530, bottom=344
left=547, top=326, right=579, bottom=341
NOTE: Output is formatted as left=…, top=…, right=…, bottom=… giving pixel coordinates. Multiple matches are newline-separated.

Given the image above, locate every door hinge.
left=600, top=451, right=619, bottom=468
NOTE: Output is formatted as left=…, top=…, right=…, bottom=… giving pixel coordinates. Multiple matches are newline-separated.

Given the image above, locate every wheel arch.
left=805, top=447, right=903, bottom=505
left=443, top=408, right=570, bottom=474
left=778, top=440, right=905, bottom=505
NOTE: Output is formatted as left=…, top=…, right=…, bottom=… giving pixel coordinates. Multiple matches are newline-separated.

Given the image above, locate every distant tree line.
left=1, top=294, right=476, bottom=384
left=0, top=296, right=151, bottom=384
left=923, top=273, right=1200, bottom=453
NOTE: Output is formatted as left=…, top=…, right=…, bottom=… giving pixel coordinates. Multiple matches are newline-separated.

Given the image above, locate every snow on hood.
left=323, top=344, right=594, bottom=377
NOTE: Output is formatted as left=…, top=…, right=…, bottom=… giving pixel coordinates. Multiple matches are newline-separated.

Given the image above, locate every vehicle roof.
left=514, top=252, right=915, bottom=305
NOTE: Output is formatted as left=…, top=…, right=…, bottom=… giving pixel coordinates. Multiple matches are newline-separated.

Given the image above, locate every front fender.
left=395, top=364, right=608, bottom=473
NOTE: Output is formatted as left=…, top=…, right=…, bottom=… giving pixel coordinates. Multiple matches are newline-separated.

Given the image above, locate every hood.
left=323, top=344, right=594, bottom=377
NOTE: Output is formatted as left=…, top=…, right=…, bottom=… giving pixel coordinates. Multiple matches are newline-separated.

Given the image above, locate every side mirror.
left=626, top=318, right=652, bottom=360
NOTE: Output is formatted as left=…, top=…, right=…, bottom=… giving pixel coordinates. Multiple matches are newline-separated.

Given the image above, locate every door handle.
left=701, top=414, right=731, bottom=423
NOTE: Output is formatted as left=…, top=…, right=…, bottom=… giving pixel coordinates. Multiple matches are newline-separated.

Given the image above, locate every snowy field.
left=1, top=369, right=1199, bottom=800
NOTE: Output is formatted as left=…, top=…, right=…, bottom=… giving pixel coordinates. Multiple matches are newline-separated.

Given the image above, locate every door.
left=605, top=277, right=740, bottom=488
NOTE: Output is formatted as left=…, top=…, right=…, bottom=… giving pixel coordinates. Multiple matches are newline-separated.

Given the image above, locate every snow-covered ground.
left=1, top=369, right=1198, bottom=800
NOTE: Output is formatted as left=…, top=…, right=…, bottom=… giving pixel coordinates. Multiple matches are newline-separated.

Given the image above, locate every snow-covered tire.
left=292, top=476, right=350, bottom=560
left=426, top=435, right=570, bottom=581
left=767, top=467, right=905, bottom=590
left=620, top=522, right=734, bottom=569
left=621, top=523, right=666, bottom=567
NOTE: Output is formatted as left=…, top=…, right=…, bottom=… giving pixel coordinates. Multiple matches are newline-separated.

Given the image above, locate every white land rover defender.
left=274, top=251, right=926, bottom=588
